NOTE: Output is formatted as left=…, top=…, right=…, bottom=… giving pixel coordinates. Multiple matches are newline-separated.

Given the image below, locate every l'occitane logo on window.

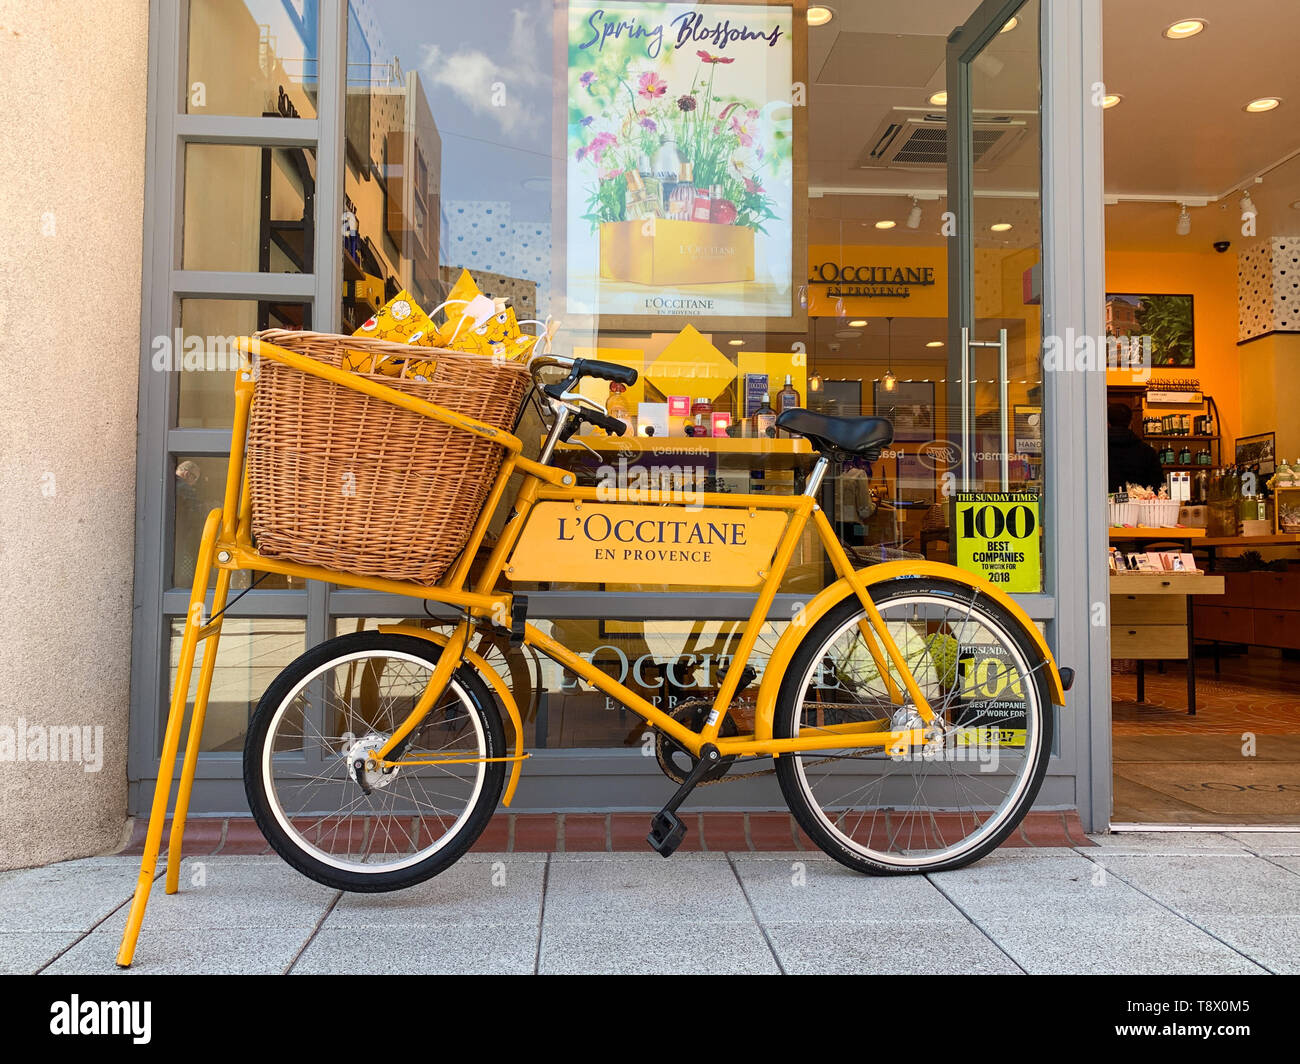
left=507, top=502, right=789, bottom=587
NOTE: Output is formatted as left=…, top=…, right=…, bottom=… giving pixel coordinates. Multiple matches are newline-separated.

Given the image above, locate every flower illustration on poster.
left=566, top=2, right=794, bottom=319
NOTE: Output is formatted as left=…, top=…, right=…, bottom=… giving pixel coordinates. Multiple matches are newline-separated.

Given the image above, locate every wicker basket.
left=246, top=329, right=531, bottom=585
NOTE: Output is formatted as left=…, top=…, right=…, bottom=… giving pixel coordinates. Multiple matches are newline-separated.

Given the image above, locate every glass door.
left=946, top=0, right=1044, bottom=590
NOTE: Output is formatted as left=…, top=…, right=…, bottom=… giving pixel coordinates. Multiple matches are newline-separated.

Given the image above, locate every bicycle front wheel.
left=243, top=631, right=506, bottom=892
left=775, top=576, right=1054, bottom=874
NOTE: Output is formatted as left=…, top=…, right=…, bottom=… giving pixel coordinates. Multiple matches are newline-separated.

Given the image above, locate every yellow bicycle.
left=118, top=337, right=1071, bottom=964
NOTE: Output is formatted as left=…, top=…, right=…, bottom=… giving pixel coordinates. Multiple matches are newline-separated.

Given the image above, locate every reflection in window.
left=183, top=144, right=316, bottom=273
left=166, top=618, right=305, bottom=752
left=172, top=455, right=300, bottom=590
left=187, top=0, right=319, bottom=118
left=176, top=299, right=310, bottom=429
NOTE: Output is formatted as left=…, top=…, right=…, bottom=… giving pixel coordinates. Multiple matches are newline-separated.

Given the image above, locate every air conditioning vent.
left=858, top=108, right=1030, bottom=171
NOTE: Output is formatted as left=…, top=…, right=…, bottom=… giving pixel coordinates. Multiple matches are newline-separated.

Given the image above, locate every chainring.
left=653, top=697, right=742, bottom=786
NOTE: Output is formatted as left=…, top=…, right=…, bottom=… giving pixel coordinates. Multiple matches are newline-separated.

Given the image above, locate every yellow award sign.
left=507, top=502, right=789, bottom=588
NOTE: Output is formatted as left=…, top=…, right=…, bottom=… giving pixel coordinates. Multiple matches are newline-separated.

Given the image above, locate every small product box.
left=711, top=411, right=732, bottom=438
left=636, top=402, right=670, bottom=438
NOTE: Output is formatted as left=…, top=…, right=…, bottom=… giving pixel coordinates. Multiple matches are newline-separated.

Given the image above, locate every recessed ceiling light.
left=807, top=6, right=834, bottom=26
left=929, top=90, right=948, bottom=107
left=1102, top=93, right=1123, bottom=109
left=991, top=222, right=1013, bottom=232
left=926, top=341, right=945, bottom=348
left=875, top=220, right=897, bottom=229
left=1000, top=17, right=1018, bottom=33
left=728, top=339, right=745, bottom=346
left=1163, top=19, right=1207, bottom=40
left=848, top=319, right=868, bottom=327
left=1244, top=97, right=1282, bottom=112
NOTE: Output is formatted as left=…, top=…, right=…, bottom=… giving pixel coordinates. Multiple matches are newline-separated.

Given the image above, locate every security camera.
left=1213, top=240, right=1231, bottom=253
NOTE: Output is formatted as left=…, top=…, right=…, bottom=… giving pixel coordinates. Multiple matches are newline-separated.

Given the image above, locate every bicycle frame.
left=116, top=335, right=1065, bottom=966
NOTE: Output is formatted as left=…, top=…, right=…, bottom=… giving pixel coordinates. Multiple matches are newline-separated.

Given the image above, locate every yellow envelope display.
left=353, top=289, right=437, bottom=346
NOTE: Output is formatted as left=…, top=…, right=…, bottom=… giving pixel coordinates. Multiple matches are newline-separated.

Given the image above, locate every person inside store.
left=1107, top=402, right=1164, bottom=493
left=835, top=456, right=877, bottom=545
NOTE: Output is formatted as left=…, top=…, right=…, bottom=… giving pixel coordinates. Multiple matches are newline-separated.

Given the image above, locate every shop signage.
left=954, top=644, right=1028, bottom=748
left=809, top=260, right=939, bottom=299
left=954, top=492, right=1041, bottom=593
left=565, top=1, right=795, bottom=319
left=507, top=502, right=788, bottom=587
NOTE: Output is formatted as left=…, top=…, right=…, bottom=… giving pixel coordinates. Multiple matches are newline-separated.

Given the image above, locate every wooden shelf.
left=553, top=436, right=813, bottom=456
left=1110, top=526, right=1206, bottom=540
left=1110, top=571, right=1223, bottom=594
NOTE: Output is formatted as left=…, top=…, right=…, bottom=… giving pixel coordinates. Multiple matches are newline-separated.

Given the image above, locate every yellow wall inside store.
left=1105, top=251, right=1241, bottom=451
left=1238, top=333, right=1300, bottom=464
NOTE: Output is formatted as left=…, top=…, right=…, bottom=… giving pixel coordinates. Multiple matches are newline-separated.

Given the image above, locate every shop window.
left=165, top=618, right=306, bottom=753
left=186, top=0, right=319, bottom=119
left=182, top=143, right=316, bottom=273
left=176, top=298, right=311, bottom=429
left=171, top=455, right=300, bottom=590
left=335, top=616, right=788, bottom=750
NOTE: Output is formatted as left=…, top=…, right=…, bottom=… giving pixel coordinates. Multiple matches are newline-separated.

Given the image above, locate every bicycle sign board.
left=507, top=502, right=789, bottom=587
left=954, top=492, right=1041, bottom=593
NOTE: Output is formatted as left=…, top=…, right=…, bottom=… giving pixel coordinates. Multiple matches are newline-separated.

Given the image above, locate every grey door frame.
left=128, top=0, right=1109, bottom=825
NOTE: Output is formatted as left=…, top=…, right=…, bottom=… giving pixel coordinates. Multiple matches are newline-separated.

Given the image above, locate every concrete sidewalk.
left=2, top=833, right=1297, bottom=975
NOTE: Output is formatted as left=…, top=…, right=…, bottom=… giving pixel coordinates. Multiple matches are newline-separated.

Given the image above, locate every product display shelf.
left=1108, top=526, right=1206, bottom=541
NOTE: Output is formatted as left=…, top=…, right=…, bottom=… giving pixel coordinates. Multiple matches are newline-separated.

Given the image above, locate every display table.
left=1110, top=570, right=1224, bottom=715
left=1194, top=532, right=1300, bottom=567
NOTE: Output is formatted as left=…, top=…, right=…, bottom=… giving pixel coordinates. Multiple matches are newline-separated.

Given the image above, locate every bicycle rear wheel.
left=243, top=630, right=506, bottom=891
left=774, top=576, right=1054, bottom=874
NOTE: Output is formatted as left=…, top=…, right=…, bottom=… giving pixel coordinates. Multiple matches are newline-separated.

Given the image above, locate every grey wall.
left=0, top=0, right=150, bottom=867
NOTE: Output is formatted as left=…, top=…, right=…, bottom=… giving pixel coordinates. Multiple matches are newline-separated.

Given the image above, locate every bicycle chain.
left=653, top=697, right=859, bottom=786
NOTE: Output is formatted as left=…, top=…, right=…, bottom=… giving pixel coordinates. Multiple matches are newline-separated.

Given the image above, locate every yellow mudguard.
left=751, top=560, right=1067, bottom=742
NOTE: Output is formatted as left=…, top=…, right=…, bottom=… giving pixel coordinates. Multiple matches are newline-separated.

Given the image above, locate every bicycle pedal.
left=647, top=811, right=687, bottom=857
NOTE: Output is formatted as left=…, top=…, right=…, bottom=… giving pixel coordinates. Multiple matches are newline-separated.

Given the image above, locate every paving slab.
left=1179, top=914, right=1300, bottom=974
left=1226, top=832, right=1300, bottom=856
left=46, top=928, right=312, bottom=975
left=976, top=913, right=1266, bottom=975
left=0, top=931, right=84, bottom=975
left=731, top=856, right=964, bottom=924
left=0, top=857, right=143, bottom=933
left=94, top=858, right=337, bottom=932
left=294, top=923, right=539, bottom=975
left=1095, top=854, right=1300, bottom=916
left=1084, top=832, right=1250, bottom=854
left=542, top=853, right=753, bottom=925
left=764, top=920, right=1021, bottom=975
left=538, top=922, right=779, bottom=975
left=326, top=856, right=543, bottom=927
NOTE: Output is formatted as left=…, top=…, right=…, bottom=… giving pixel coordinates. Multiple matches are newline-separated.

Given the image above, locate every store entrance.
left=1103, top=1, right=1300, bottom=826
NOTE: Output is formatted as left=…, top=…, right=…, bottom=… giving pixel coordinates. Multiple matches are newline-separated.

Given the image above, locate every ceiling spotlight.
left=1000, top=17, right=1018, bottom=33
left=1176, top=204, right=1191, bottom=236
left=991, top=222, right=1013, bottom=232
left=728, top=339, right=745, bottom=346
left=907, top=198, right=923, bottom=229
left=848, top=319, right=868, bottom=327
left=1244, top=97, right=1282, bottom=112
left=875, top=220, right=897, bottom=229
left=807, top=5, right=834, bottom=26
left=1163, top=19, right=1207, bottom=40
left=929, top=90, right=948, bottom=107
left=1102, top=93, right=1123, bottom=109
left=926, top=341, right=945, bottom=348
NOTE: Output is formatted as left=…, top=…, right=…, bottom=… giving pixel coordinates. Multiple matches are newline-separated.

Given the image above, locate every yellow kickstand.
left=115, top=510, right=222, bottom=968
